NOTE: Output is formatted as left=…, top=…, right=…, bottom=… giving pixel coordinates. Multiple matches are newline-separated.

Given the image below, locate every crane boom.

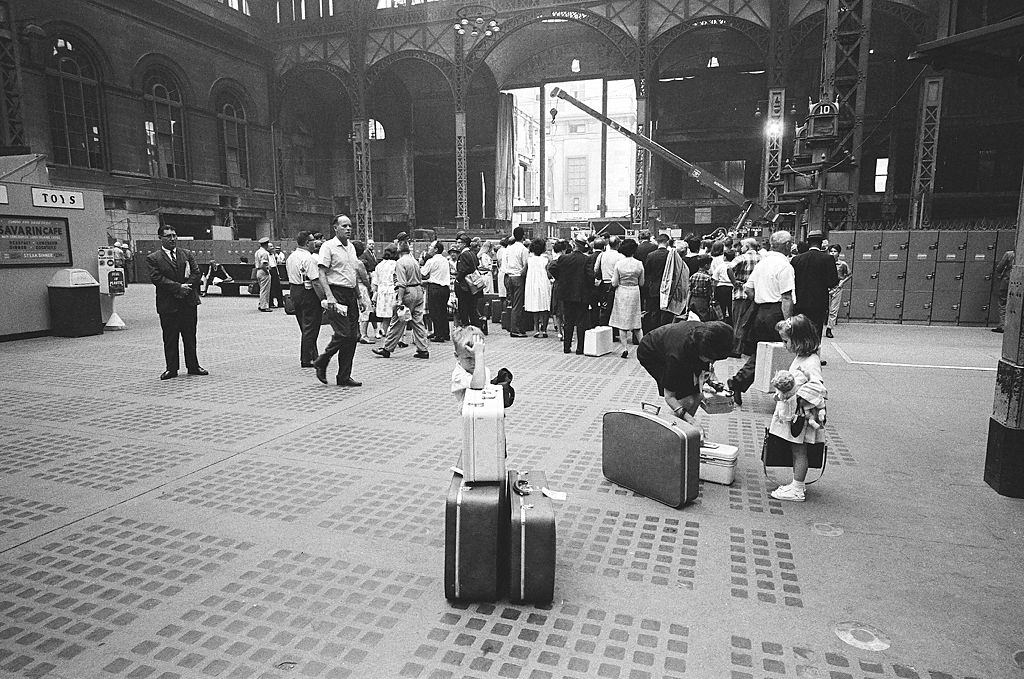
left=549, top=87, right=769, bottom=223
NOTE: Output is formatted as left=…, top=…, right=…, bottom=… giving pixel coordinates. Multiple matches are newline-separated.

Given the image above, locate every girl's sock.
left=791, top=480, right=806, bottom=492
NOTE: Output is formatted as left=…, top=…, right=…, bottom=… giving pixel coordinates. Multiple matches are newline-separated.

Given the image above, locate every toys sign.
left=32, top=188, right=85, bottom=210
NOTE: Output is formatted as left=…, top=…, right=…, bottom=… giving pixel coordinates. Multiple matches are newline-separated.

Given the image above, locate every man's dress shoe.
left=187, top=367, right=209, bottom=376
left=337, top=378, right=363, bottom=387
left=160, top=371, right=177, bottom=380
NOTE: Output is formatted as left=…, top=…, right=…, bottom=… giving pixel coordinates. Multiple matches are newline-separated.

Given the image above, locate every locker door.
left=905, top=254, right=936, bottom=293
left=965, top=230, right=998, bottom=266
left=996, top=229, right=1017, bottom=259
left=849, top=288, right=877, bottom=319
left=881, top=230, right=910, bottom=263
left=875, top=289, right=904, bottom=321
left=902, top=291, right=932, bottom=322
left=851, top=251, right=881, bottom=289
left=876, top=261, right=908, bottom=291
left=960, top=261, right=995, bottom=324
left=828, top=231, right=856, bottom=258
left=936, top=231, right=967, bottom=263
left=931, top=261, right=965, bottom=323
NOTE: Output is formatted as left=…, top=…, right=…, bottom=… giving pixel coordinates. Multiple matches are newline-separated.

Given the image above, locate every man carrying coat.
left=146, top=225, right=208, bottom=380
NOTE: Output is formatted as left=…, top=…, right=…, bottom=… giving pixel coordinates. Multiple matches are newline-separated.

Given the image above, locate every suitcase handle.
left=513, top=477, right=534, bottom=496
left=641, top=402, right=661, bottom=415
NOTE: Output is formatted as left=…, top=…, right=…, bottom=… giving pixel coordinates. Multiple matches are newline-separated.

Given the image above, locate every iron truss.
left=910, top=76, right=942, bottom=229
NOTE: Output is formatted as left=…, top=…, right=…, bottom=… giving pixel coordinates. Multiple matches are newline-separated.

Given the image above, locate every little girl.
left=768, top=314, right=827, bottom=502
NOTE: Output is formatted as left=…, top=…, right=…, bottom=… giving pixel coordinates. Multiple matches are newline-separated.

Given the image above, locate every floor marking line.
left=829, top=342, right=996, bottom=371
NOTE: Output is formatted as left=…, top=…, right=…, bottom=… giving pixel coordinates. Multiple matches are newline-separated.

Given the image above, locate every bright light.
left=570, top=58, right=580, bottom=73
left=706, top=55, right=719, bottom=68
left=764, top=120, right=784, bottom=138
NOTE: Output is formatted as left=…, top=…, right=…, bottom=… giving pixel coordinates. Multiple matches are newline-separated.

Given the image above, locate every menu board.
left=0, top=215, right=72, bottom=267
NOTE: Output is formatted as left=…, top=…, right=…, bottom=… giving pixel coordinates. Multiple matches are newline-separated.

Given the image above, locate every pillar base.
left=984, top=417, right=1024, bottom=498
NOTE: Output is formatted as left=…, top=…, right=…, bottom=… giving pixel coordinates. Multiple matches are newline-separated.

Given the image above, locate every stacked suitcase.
left=445, top=385, right=558, bottom=603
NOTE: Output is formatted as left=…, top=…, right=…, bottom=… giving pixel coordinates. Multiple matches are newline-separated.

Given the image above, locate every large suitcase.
left=461, top=386, right=507, bottom=484
left=584, top=326, right=614, bottom=356
left=751, top=341, right=796, bottom=393
left=507, top=470, right=556, bottom=604
left=699, top=441, right=740, bottom=485
left=501, top=307, right=512, bottom=331
left=445, top=473, right=508, bottom=601
left=491, top=299, right=504, bottom=323
left=602, top=404, right=701, bottom=508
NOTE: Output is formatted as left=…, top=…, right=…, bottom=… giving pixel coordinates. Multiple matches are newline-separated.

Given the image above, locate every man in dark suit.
left=790, top=232, right=839, bottom=363
left=146, top=225, right=208, bottom=380
left=634, top=230, right=657, bottom=263
left=642, top=233, right=673, bottom=332
left=549, top=236, right=591, bottom=354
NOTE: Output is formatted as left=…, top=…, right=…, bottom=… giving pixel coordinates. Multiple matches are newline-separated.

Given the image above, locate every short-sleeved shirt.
left=318, top=237, right=358, bottom=288
left=710, top=255, right=732, bottom=286
left=394, top=253, right=423, bottom=288
left=285, top=248, right=318, bottom=287
left=254, top=247, right=272, bottom=271
left=689, top=271, right=714, bottom=299
left=503, top=241, right=529, bottom=276
left=745, top=250, right=795, bottom=304
left=451, top=364, right=491, bottom=404
left=598, top=250, right=624, bottom=283
left=730, top=249, right=759, bottom=285
left=421, top=253, right=451, bottom=286
left=636, top=321, right=711, bottom=398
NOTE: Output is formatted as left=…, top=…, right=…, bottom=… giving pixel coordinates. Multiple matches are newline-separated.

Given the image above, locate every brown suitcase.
left=444, top=473, right=508, bottom=601
left=507, top=470, right=556, bottom=604
left=602, top=404, right=701, bottom=508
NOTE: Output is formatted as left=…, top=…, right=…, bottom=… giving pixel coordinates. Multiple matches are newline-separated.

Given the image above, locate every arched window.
left=368, top=118, right=385, bottom=140
left=217, top=94, right=249, bottom=186
left=47, top=37, right=104, bottom=169
left=143, top=68, right=187, bottom=179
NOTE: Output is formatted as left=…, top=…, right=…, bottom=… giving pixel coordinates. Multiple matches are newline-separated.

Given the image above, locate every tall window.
left=47, top=37, right=104, bottom=169
left=143, top=69, right=187, bottom=180
left=566, top=156, right=587, bottom=211
left=874, top=157, right=889, bottom=192
left=218, top=95, right=249, bottom=187
left=368, top=118, right=386, bottom=140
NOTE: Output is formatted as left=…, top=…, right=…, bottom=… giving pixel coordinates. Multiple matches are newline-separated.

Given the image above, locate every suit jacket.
left=643, top=247, right=669, bottom=300
left=548, top=250, right=590, bottom=303
left=455, top=248, right=480, bottom=290
left=635, top=240, right=658, bottom=263
left=147, top=247, right=202, bottom=315
left=791, top=248, right=839, bottom=317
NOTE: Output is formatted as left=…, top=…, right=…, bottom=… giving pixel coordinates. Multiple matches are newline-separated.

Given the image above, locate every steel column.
left=539, top=86, right=546, bottom=227
left=910, top=76, right=943, bottom=230
left=768, top=0, right=790, bottom=88
left=0, top=6, right=26, bottom=150
left=454, top=32, right=468, bottom=230
left=633, top=0, right=649, bottom=230
left=761, top=88, right=786, bottom=210
left=600, top=79, right=608, bottom=218
left=821, top=0, right=872, bottom=226
left=351, top=118, right=374, bottom=242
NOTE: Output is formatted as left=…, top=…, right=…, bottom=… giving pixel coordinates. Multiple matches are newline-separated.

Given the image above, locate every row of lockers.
left=827, top=229, right=1016, bottom=325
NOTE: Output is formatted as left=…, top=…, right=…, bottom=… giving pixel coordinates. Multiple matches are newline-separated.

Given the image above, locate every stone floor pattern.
left=0, top=290, right=1021, bottom=678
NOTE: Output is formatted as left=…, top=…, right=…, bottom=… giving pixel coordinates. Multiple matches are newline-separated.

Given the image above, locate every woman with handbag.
left=371, top=245, right=399, bottom=342
left=766, top=314, right=827, bottom=502
left=455, top=235, right=486, bottom=330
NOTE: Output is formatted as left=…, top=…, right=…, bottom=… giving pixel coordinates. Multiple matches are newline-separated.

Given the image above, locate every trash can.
left=47, top=268, right=103, bottom=337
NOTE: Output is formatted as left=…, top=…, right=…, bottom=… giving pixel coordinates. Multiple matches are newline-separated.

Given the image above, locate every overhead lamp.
left=570, top=58, right=580, bottom=73
left=454, top=4, right=499, bottom=40
left=764, top=120, right=785, bottom=138
left=706, top=55, right=720, bottom=68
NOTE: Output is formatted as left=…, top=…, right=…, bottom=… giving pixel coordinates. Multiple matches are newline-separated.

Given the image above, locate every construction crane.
left=549, top=87, right=772, bottom=229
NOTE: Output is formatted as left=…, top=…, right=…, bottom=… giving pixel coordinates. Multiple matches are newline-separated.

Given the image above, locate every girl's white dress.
left=768, top=353, right=828, bottom=444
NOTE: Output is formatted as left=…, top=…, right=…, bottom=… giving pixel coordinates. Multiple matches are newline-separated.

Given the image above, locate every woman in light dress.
left=609, top=238, right=644, bottom=358
left=478, top=240, right=495, bottom=295
left=371, top=245, right=398, bottom=341
left=524, top=237, right=552, bottom=337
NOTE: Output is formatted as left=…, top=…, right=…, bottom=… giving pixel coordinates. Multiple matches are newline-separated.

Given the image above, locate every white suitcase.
left=584, top=326, right=613, bottom=357
left=751, top=341, right=796, bottom=393
left=698, top=441, right=739, bottom=485
left=461, top=385, right=507, bottom=484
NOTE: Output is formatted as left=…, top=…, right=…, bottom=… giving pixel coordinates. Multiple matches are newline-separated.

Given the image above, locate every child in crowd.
left=688, top=255, right=715, bottom=321
left=451, top=325, right=516, bottom=408
left=768, top=314, right=827, bottom=502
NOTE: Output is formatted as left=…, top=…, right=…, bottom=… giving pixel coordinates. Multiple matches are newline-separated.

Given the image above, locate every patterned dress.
left=609, top=257, right=644, bottom=330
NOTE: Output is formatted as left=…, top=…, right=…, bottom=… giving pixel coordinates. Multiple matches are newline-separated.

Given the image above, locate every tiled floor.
left=0, top=289, right=1020, bottom=678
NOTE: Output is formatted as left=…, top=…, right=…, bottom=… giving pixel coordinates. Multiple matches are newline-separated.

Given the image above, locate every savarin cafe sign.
left=0, top=187, right=80, bottom=267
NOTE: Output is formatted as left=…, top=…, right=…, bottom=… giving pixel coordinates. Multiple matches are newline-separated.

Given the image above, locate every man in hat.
left=253, top=237, right=274, bottom=311
left=790, top=231, right=838, bottom=363
left=454, top=234, right=486, bottom=331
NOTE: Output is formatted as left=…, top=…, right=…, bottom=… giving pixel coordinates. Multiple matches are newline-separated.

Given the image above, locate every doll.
left=770, top=369, right=826, bottom=437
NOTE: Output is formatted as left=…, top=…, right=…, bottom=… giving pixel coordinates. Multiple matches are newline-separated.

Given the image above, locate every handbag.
left=465, top=271, right=485, bottom=294
left=761, top=427, right=827, bottom=484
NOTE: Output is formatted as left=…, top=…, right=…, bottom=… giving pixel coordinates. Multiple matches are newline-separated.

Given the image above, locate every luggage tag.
left=512, top=473, right=568, bottom=502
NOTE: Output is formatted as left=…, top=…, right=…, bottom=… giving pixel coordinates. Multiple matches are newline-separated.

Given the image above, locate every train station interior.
left=1, top=0, right=1023, bottom=677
